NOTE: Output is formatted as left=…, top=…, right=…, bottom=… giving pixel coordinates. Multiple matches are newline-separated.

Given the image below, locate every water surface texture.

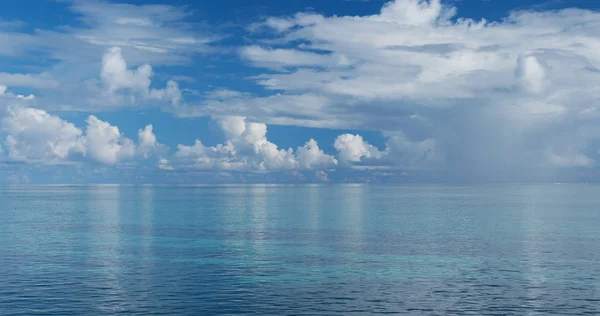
left=1, top=184, right=600, bottom=315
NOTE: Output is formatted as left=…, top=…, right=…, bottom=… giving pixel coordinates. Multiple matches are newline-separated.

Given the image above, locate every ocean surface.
left=1, top=184, right=599, bottom=315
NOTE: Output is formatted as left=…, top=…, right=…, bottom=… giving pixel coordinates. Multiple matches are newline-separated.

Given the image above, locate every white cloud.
left=297, top=139, right=339, bottom=169
left=240, top=45, right=343, bottom=70
left=0, top=0, right=206, bottom=113
left=100, top=47, right=183, bottom=107
left=217, top=116, right=247, bottom=139
left=85, top=115, right=136, bottom=165
left=172, top=116, right=337, bottom=171
left=376, top=0, right=450, bottom=26
left=231, top=0, right=600, bottom=176
left=176, top=91, right=340, bottom=128
left=2, top=107, right=85, bottom=162
left=1, top=106, right=162, bottom=165
left=136, top=124, right=167, bottom=158
left=334, top=134, right=383, bottom=163
left=101, top=47, right=153, bottom=94
left=4, top=0, right=600, bottom=182
left=333, top=132, right=437, bottom=170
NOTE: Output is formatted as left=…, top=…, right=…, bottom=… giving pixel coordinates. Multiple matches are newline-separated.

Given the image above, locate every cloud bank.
left=202, top=0, right=600, bottom=180
left=2, top=0, right=600, bottom=182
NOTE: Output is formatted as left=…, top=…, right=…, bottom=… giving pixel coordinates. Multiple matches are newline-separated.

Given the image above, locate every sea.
left=1, top=184, right=599, bottom=315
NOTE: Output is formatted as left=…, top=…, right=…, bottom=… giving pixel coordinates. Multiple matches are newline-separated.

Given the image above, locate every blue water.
left=1, top=184, right=600, bottom=315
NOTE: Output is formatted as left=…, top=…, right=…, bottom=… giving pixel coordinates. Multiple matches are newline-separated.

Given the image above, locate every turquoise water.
left=1, top=184, right=600, bottom=315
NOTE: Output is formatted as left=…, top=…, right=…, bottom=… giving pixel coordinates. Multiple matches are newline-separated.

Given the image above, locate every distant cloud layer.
left=229, top=0, right=600, bottom=179
left=1, top=0, right=600, bottom=182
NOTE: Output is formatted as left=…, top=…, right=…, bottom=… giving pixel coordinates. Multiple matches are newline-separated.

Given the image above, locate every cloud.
left=0, top=73, right=59, bottom=89
left=516, top=54, right=546, bottom=94
left=137, top=124, right=167, bottom=158
left=84, top=115, right=136, bottom=165
left=34, top=0, right=214, bottom=65
left=297, top=139, right=339, bottom=169
left=101, top=47, right=153, bottom=94
left=172, top=116, right=337, bottom=171
left=0, top=46, right=186, bottom=113
left=3, top=0, right=600, bottom=182
left=334, top=134, right=383, bottom=163
left=230, top=0, right=600, bottom=179
left=157, top=158, right=174, bottom=171
left=377, top=0, right=451, bottom=26
left=333, top=132, right=438, bottom=170
left=0, top=0, right=206, bottom=113
left=100, top=47, right=183, bottom=107
left=1, top=106, right=164, bottom=165
left=315, top=170, right=330, bottom=182
left=2, top=107, right=85, bottom=162
left=546, top=149, right=593, bottom=168
left=175, top=91, right=340, bottom=128
left=0, top=85, right=35, bottom=100
left=240, top=45, right=345, bottom=70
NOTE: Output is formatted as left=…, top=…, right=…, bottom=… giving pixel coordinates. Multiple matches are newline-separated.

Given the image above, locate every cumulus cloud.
left=0, top=0, right=205, bottom=113
left=2, top=107, right=85, bottom=162
left=1, top=106, right=163, bottom=165
left=100, top=47, right=183, bottom=106
left=297, top=139, right=339, bottom=169
left=4, top=0, right=600, bottom=182
left=333, top=132, right=438, bottom=170
left=172, top=116, right=337, bottom=171
left=229, top=0, right=600, bottom=179
left=84, top=115, right=136, bottom=165
left=137, top=124, right=167, bottom=158
left=334, top=134, right=383, bottom=163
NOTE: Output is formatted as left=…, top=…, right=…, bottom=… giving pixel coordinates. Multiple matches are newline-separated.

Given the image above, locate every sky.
left=1, top=0, right=600, bottom=184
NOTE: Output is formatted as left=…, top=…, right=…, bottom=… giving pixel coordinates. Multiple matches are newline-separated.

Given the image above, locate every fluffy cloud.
left=2, top=107, right=85, bottom=162
left=334, top=132, right=438, bottom=170
left=84, top=115, right=136, bottom=165
left=100, top=47, right=183, bottom=107
left=4, top=0, right=600, bottom=182
left=0, top=0, right=204, bottom=112
left=334, top=134, right=383, bottom=163
left=1, top=106, right=164, bottom=165
left=137, top=124, right=167, bottom=158
left=297, top=139, right=339, bottom=169
left=227, top=0, right=600, bottom=178
left=172, top=116, right=337, bottom=171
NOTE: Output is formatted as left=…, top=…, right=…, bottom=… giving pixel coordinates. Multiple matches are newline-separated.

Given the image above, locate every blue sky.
left=1, top=0, right=600, bottom=184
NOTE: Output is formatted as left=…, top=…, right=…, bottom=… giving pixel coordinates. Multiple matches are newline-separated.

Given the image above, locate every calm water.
left=1, top=184, right=600, bottom=315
